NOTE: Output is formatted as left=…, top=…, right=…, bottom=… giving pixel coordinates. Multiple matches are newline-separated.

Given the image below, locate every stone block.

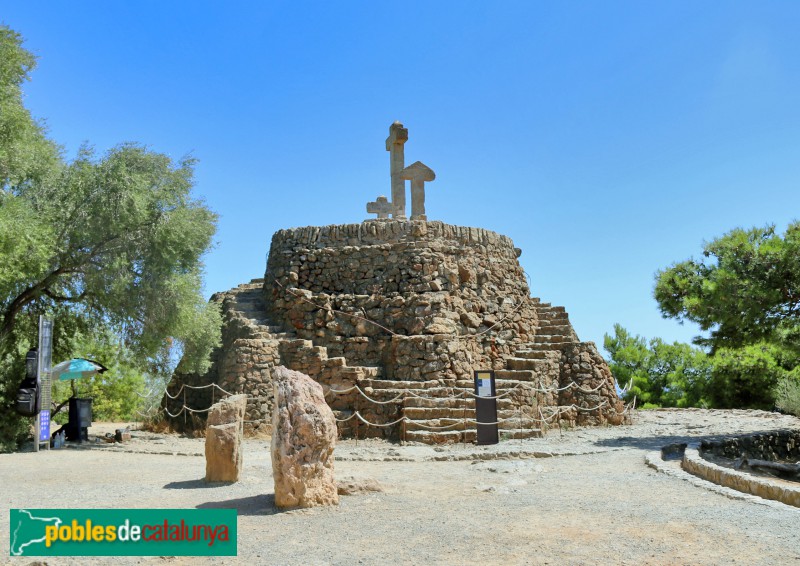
left=271, top=366, right=338, bottom=509
left=205, top=394, right=247, bottom=482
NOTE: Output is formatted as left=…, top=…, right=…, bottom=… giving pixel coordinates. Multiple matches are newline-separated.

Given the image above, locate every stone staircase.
left=221, top=279, right=296, bottom=342
left=199, top=285, right=590, bottom=443
left=489, top=301, right=584, bottom=428
left=357, top=377, right=543, bottom=444
left=309, top=300, right=585, bottom=444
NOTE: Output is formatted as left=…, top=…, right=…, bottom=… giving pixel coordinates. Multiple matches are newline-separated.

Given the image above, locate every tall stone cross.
left=386, top=121, right=408, bottom=220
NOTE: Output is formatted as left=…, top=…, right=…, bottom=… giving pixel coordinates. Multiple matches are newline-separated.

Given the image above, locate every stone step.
left=513, top=350, right=554, bottom=360
left=537, top=312, right=569, bottom=326
left=533, top=335, right=570, bottom=344
left=403, top=406, right=538, bottom=421
left=404, top=407, right=476, bottom=420
left=404, top=429, right=476, bottom=444
left=536, top=324, right=574, bottom=336
left=402, top=395, right=517, bottom=410
left=362, top=379, right=445, bottom=390
left=537, top=315, right=569, bottom=324
left=499, top=428, right=544, bottom=440
left=505, top=358, right=555, bottom=372
left=404, top=419, right=544, bottom=433
left=404, top=427, right=542, bottom=444
left=454, top=379, right=536, bottom=391
left=540, top=305, right=566, bottom=314
left=254, top=331, right=294, bottom=341
left=517, top=343, right=562, bottom=352
left=405, top=418, right=470, bottom=431
left=494, top=369, right=537, bottom=381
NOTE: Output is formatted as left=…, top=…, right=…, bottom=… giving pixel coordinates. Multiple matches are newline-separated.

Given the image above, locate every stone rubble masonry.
left=205, top=394, right=247, bottom=482
left=164, top=219, right=624, bottom=444
left=271, top=366, right=339, bottom=509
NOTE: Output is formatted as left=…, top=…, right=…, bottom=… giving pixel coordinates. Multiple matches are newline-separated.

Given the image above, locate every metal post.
left=35, top=316, right=53, bottom=452
left=402, top=393, right=407, bottom=445
left=462, top=386, right=467, bottom=448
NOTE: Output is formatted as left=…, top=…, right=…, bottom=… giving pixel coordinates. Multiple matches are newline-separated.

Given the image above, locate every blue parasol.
left=51, top=358, right=108, bottom=381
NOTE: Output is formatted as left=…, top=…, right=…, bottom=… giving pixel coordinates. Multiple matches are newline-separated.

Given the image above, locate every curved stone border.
left=683, top=444, right=800, bottom=508
left=644, top=449, right=781, bottom=509
left=646, top=446, right=800, bottom=511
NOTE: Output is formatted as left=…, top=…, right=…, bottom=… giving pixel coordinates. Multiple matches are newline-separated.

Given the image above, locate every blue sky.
left=4, top=1, right=800, bottom=350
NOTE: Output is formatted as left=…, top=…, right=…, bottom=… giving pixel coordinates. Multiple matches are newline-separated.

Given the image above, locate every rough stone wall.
left=163, top=219, right=624, bottom=441
left=164, top=281, right=278, bottom=435
left=702, top=431, right=800, bottom=461
left=558, top=342, right=625, bottom=426
left=264, top=220, right=538, bottom=378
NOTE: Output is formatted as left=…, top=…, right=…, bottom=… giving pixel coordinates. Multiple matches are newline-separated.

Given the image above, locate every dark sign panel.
left=473, top=370, right=499, bottom=445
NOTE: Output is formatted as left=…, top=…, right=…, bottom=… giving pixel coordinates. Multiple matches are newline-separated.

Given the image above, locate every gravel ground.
left=1, top=409, right=799, bottom=565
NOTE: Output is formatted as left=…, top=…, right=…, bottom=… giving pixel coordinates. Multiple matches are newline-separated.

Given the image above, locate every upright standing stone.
left=205, top=394, right=247, bottom=482
left=386, top=121, right=409, bottom=219
left=271, top=366, right=339, bottom=509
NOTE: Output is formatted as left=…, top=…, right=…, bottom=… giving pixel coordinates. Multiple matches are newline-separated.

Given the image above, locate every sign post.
left=35, top=316, right=53, bottom=452
left=474, top=370, right=499, bottom=445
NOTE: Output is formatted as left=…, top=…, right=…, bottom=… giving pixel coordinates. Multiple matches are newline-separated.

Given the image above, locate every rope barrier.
left=329, top=397, right=617, bottom=430
left=324, top=378, right=605, bottom=404
left=137, top=364, right=629, bottom=438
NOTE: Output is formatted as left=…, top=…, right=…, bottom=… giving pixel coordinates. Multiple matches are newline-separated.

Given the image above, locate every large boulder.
left=271, top=366, right=338, bottom=509
left=205, top=394, right=247, bottom=482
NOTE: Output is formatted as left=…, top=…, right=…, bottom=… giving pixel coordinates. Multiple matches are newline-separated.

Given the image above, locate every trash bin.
left=66, top=397, right=92, bottom=442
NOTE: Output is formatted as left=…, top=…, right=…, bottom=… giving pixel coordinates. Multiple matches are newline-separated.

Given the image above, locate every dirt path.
left=1, top=409, right=799, bottom=565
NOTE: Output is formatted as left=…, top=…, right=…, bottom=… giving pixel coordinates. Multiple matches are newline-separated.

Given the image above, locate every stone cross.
left=400, top=161, right=435, bottom=221
left=385, top=121, right=408, bottom=219
left=366, top=195, right=392, bottom=219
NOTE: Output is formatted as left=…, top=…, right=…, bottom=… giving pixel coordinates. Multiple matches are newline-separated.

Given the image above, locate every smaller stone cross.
left=366, top=195, right=393, bottom=219
left=400, top=161, right=435, bottom=221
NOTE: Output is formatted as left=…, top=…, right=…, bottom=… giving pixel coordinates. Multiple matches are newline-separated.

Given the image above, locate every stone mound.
left=164, top=220, right=623, bottom=443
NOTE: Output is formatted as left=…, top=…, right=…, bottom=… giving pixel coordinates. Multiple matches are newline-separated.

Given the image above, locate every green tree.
left=0, top=25, right=221, bottom=450
left=50, top=328, right=146, bottom=423
left=707, top=342, right=790, bottom=409
left=654, top=223, right=800, bottom=352
left=0, top=26, right=60, bottom=190
left=604, top=324, right=711, bottom=408
left=654, top=222, right=800, bottom=409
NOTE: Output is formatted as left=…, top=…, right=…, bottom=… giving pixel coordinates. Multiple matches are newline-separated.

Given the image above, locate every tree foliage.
left=653, top=222, right=800, bottom=410
left=707, top=342, right=792, bottom=409
left=0, top=25, right=221, bottom=450
left=654, top=223, right=800, bottom=352
left=604, top=324, right=711, bottom=408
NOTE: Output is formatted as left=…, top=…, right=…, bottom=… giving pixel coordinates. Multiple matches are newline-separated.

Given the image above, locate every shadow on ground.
left=592, top=428, right=798, bottom=452
left=197, top=494, right=281, bottom=516
left=164, top=479, right=234, bottom=490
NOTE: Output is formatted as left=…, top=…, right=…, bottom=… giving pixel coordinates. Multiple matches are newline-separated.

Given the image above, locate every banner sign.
left=9, top=509, right=237, bottom=557
left=36, top=317, right=54, bottom=449
left=38, top=410, right=50, bottom=442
